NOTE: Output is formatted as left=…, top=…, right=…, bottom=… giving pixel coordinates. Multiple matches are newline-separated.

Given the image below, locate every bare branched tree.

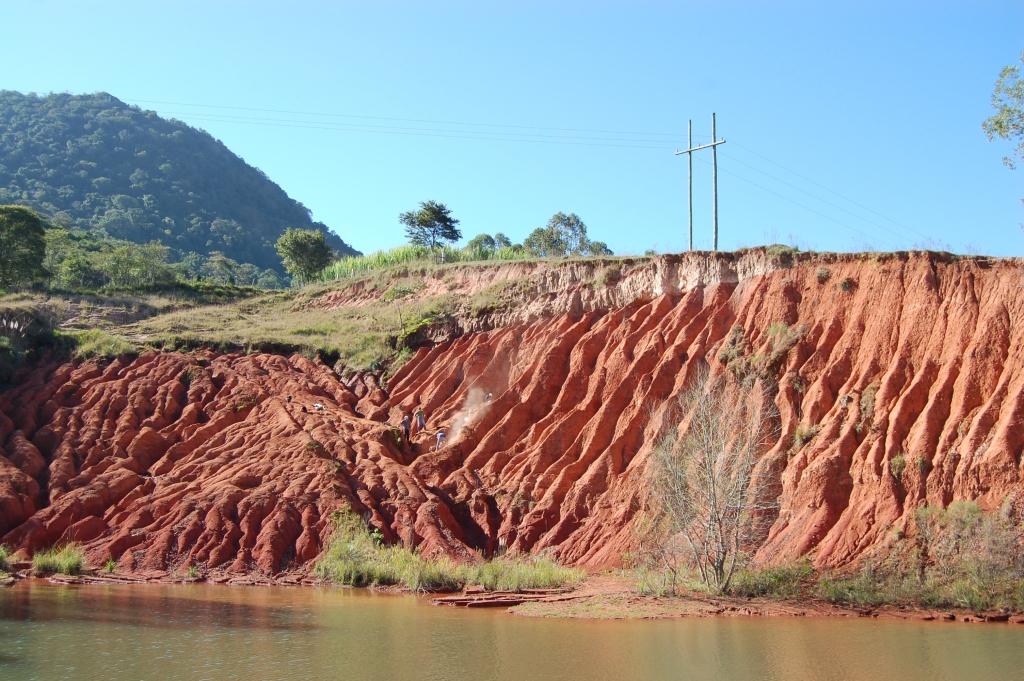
left=641, top=368, right=780, bottom=594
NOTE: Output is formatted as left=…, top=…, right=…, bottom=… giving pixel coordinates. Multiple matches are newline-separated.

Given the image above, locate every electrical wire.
left=130, top=96, right=915, bottom=248
left=158, top=110, right=689, bottom=145
left=731, top=141, right=929, bottom=241
left=131, top=97, right=699, bottom=139
left=175, top=114, right=684, bottom=150
left=719, top=150, right=917, bottom=245
left=693, top=155, right=896, bottom=250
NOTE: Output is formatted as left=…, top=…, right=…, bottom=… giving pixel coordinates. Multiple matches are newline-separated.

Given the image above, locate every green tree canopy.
left=0, top=205, right=47, bottom=288
left=276, top=227, right=336, bottom=284
left=983, top=52, right=1024, bottom=171
left=400, top=201, right=462, bottom=249
left=523, top=212, right=612, bottom=257
left=465, top=233, right=497, bottom=251
left=523, top=225, right=567, bottom=257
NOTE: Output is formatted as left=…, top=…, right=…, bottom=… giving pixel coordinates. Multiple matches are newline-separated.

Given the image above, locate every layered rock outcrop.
left=1, top=251, right=1022, bottom=575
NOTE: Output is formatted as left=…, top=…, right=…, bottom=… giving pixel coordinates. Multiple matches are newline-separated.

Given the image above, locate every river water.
left=1, top=581, right=1022, bottom=680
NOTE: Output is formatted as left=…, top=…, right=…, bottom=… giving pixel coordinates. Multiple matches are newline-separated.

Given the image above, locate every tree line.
left=400, top=200, right=612, bottom=258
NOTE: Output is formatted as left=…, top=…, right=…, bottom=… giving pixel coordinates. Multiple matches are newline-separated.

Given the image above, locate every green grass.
left=728, top=563, right=814, bottom=599
left=56, top=329, right=139, bottom=360
left=104, top=559, right=117, bottom=574
left=0, top=544, right=10, bottom=573
left=314, top=509, right=584, bottom=593
left=32, top=545, right=85, bottom=575
left=129, top=282, right=454, bottom=373
left=319, top=244, right=531, bottom=281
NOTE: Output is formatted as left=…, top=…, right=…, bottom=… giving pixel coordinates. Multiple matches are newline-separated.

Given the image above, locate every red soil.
left=2, top=252, right=1023, bottom=576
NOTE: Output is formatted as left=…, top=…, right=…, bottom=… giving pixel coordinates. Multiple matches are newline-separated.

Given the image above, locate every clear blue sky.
left=4, top=1, right=1023, bottom=256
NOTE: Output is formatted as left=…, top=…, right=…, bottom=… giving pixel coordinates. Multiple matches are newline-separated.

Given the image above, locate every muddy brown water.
left=1, top=582, right=1022, bottom=680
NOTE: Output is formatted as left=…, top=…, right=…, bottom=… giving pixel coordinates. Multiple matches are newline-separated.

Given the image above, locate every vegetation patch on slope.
left=314, top=509, right=584, bottom=593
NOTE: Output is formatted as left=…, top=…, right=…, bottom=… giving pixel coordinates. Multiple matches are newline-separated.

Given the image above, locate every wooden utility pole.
left=712, top=113, right=719, bottom=251
left=675, top=113, right=725, bottom=251
left=687, top=119, right=693, bottom=251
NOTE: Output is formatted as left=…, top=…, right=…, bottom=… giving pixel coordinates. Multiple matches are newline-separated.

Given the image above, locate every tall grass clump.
left=314, top=509, right=583, bottom=592
left=32, top=545, right=85, bottom=575
left=472, top=556, right=585, bottom=591
left=320, top=244, right=531, bottom=282
left=728, top=563, right=813, bottom=599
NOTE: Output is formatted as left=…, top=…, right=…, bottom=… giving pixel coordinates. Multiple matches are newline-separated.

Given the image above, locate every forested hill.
left=0, top=91, right=359, bottom=272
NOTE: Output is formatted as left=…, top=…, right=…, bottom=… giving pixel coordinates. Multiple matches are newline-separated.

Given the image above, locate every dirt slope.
left=2, top=250, right=1023, bottom=575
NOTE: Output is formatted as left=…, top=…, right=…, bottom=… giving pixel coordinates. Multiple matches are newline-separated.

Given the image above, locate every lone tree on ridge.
left=400, top=201, right=461, bottom=250
left=276, top=227, right=336, bottom=285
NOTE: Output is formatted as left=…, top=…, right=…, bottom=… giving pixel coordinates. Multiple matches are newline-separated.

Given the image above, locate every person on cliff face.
left=401, top=414, right=411, bottom=441
left=435, top=431, right=446, bottom=451
left=414, top=407, right=427, bottom=433
left=485, top=392, right=492, bottom=402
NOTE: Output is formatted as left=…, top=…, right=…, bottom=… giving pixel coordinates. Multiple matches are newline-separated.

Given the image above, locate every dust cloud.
left=448, top=387, right=491, bottom=441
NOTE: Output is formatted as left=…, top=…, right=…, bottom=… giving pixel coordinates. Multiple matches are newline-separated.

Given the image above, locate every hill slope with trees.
left=0, top=90, right=358, bottom=272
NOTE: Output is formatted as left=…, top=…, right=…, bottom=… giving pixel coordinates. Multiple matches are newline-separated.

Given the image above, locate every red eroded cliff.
left=1, top=251, right=1023, bottom=576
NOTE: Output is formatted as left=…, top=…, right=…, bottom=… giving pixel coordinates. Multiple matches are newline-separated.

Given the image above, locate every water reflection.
left=1, top=581, right=1022, bottom=681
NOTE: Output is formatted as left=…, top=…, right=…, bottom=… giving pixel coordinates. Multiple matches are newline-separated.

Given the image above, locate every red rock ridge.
left=1, top=251, right=1023, bottom=575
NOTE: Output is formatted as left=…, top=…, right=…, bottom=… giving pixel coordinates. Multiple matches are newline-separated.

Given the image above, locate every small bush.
left=889, top=454, right=907, bottom=482
left=600, top=266, right=622, bottom=287
left=233, top=393, right=258, bottom=411
left=838, top=277, right=856, bottom=292
left=859, top=382, right=879, bottom=422
left=792, top=424, right=819, bottom=451
left=766, top=244, right=799, bottom=264
left=0, top=544, right=10, bottom=573
left=729, top=563, right=813, bottom=599
left=32, top=545, right=85, bottom=575
left=766, top=321, right=789, bottom=340
left=179, top=365, right=202, bottom=388
left=104, top=559, right=117, bottom=574
left=816, top=267, right=831, bottom=283
left=382, top=285, right=418, bottom=302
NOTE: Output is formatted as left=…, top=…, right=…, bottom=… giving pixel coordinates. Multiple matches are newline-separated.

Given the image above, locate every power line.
left=131, top=97, right=702, bottom=139
left=731, top=141, right=929, bottom=241
left=719, top=151, right=915, bottom=245
left=694, top=155, right=895, bottom=250
left=174, top=114, right=683, bottom=150
left=132, top=96, right=914, bottom=248
left=158, top=110, right=690, bottom=145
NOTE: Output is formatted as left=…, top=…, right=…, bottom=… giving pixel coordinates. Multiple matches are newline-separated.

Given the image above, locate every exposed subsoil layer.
left=2, top=252, right=1023, bottom=577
